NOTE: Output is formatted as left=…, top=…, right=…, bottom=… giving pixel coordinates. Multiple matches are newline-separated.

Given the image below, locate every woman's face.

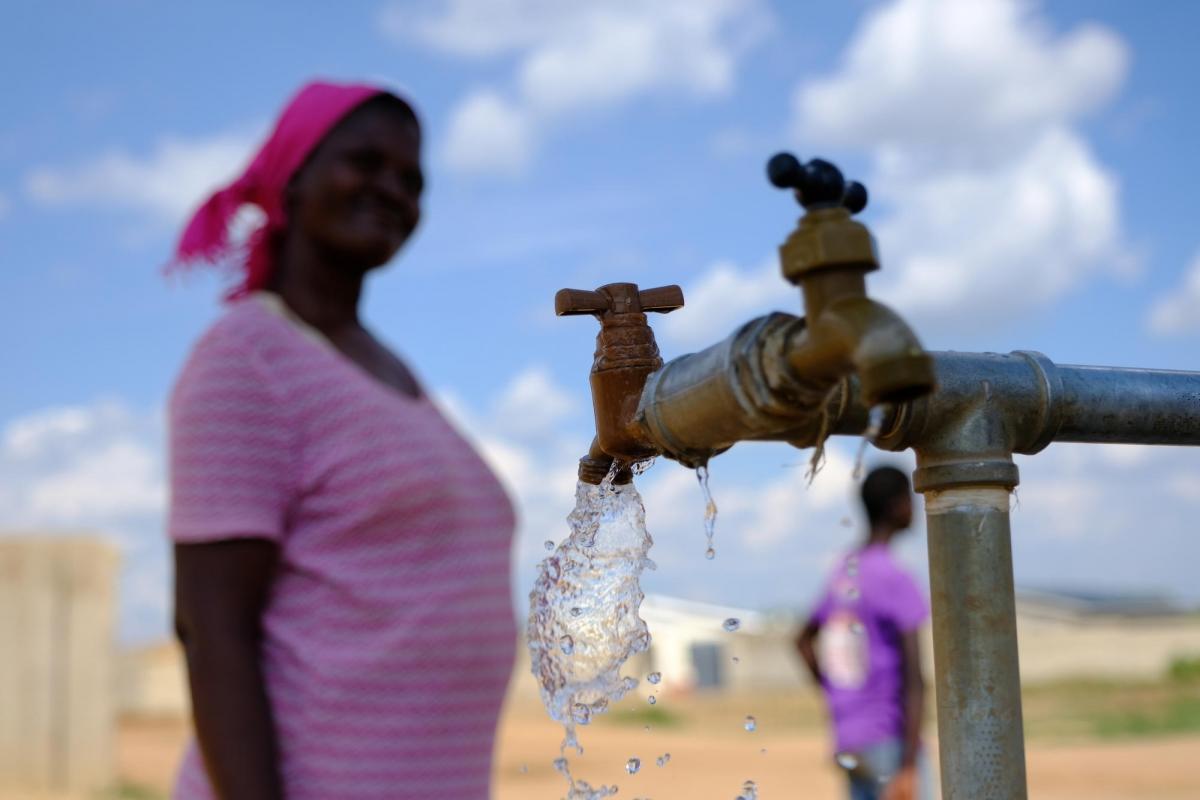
left=288, top=100, right=423, bottom=270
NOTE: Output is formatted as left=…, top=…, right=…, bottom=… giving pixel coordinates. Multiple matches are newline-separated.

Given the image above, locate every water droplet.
left=647, top=671, right=661, bottom=685
left=656, top=753, right=671, bottom=767
left=570, top=607, right=583, bottom=617
left=723, top=617, right=741, bottom=632
left=643, top=725, right=651, bottom=732
left=553, top=757, right=569, bottom=774
left=705, top=546, right=716, bottom=560
left=744, top=715, right=757, bottom=732
left=625, top=757, right=641, bottom=775
left=572, top=703, right=591, bottom=725
left=836, top=752, right=860, bottom=770
left=760, top=748, right=768, bottom=755
left=622, top=676, right=639, bottom=692
left=519, top=763, right=528, bottom=774
left=559, top=635, right=575, bottom=655
left=544, top=540, right=555, bottom=551
left=648, top=695, right=657, bottom=705
left=731, top=656, right=740, bottom=664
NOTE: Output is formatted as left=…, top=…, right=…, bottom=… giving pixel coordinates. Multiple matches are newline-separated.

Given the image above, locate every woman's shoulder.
left=173, top=297, right=293, bottom=393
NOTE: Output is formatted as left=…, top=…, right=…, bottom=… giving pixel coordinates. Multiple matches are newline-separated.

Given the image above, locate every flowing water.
left=852, top=404, right=887, bottom=480
left=696, top=463, right=719, bottom=559
left=528, top=466, right=656, bottom=798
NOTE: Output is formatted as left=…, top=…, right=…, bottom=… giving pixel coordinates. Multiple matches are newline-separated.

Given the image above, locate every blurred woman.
left=167, top=80, right=516, bottom=800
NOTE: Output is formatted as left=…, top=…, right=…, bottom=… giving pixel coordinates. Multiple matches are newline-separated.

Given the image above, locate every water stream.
left=527, top=465, right=656, bottom=798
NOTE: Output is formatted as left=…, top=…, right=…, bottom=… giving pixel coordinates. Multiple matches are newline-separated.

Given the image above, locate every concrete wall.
left=0, top=535, right=119, bottom=797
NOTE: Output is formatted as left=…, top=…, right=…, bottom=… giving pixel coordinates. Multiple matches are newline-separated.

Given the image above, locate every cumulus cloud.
left=1, top=401, right=166, bottom=525
left=0, top=400, right=170, bottom=641
left=383, top=0, right=771, bottom=174
left=1147, top=251, right=1200, bottom=336
left=795, top=0, right=1127, bottom=163
left=659, top=257, right=787, bottom=348
left=443, top=90, right=536, bottom=175
left=787, top=0, right=1133, bottom=334
left=25, top=127, right=259, bottom=227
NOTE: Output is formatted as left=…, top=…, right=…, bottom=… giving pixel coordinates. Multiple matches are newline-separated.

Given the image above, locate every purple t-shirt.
left=809, top=543, right=929, bottom=752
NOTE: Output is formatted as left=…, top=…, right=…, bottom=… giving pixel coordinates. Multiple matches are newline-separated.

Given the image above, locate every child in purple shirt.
left=797, top=467, right=932, bottom=800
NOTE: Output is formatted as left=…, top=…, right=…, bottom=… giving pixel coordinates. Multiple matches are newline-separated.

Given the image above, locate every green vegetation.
left=607, top=703, right=685, bottom=728
left=1168, top=654, right=1200, bottom=683
left=1021, top=672, right=1200, bottom=741
left=1092, top=697, right=1200, bottom=738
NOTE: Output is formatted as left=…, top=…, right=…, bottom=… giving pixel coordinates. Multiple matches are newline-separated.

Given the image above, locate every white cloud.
left=660, top=257, right=786, bottom=348
left=873, top=126, right=1128, bottom=327
left=1147, top=252, right=1200, bottom=336
left=385, top=0, right=771, bottom=174
left=1, top=401, right=166, bottom=527
left=788, top=0, right=1132, bottom=333
left=444, top=90, right=536, bottom=175
left=794, top=0, right=1128, bottom=164
left=0, top=401, right=170, bottom=642
left=25, top=127, right=259, bottom=226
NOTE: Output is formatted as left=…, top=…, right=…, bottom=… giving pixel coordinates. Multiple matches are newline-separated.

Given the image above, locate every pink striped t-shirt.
left=168, top=294, right=517, bottom=799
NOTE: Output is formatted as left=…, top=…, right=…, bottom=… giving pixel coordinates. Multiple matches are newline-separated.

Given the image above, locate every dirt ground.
left=117, top=688, right=1200, bottom=800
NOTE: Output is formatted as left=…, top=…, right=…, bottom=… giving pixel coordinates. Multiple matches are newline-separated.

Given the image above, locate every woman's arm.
left=174, top=539, right=284, bottom=800
left=794, top=618, right=824, bottom=685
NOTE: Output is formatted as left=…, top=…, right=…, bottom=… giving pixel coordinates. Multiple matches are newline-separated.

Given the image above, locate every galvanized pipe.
left=924, top=487, right=1028, bottom=800
left=1055, top=363, right=1200, bottom=445
left=635, top=313, right=834, bottom=466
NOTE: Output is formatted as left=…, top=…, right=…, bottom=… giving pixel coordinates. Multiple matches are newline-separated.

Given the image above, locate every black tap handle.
left=766, top=152, right=868, bottom=214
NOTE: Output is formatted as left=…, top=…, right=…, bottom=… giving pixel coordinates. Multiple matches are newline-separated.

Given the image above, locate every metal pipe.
left=875, top=351, right=1200, bottom=457
left=924, top=487, right=1028, bottom=800
left=634, top=313, right=834, bottom=466
left=1056, top=364, right=1200, bottom=445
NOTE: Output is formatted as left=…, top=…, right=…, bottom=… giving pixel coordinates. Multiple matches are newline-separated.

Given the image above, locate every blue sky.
left=2, top=0, right=1199, bottom=643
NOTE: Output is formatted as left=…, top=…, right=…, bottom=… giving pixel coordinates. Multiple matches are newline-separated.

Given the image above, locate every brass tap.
left=556, top=282, right=684, bottom=481
left=767, top=153, right=935, bottom=406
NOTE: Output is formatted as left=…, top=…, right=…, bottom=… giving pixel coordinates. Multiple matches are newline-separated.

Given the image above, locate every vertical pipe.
left=923, top=487, right=1028, bottom=800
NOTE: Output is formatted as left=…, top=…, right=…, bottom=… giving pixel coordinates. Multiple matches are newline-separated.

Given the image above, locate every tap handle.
left=555, top=284, right=684, bottom=317
left=766, top=152, right=868, bottom=214
left=555, top=288, right=609, bottom=316
left=638, top=285, right=685, bottom=314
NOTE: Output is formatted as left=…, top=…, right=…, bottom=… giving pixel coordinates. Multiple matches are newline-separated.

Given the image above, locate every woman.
left=167, top=80, right=517, bottom=799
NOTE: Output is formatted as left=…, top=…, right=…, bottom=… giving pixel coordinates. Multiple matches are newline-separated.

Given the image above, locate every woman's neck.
left=272, top=238, right=366, bottom=333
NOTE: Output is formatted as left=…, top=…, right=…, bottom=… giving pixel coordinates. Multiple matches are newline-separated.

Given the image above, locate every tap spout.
left=577, top=436, right=633, bottom=486
left=788, top=293, right=935, bottom=407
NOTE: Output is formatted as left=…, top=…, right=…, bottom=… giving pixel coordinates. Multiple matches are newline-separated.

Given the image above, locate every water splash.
left=852, top=404, right=887, bottom=480
left=553, top=756, right=620, bottom=800
left=646, top=671, right=661, bottom=685
left=836, top=752, right=860, bottom=770
left=528, top=468, right=655, bottom=796
left=625, top=757, right=641, bottom=775
left=743, top=715, right=757, bottom=732
left=656, top=753, right=671, bottom=767
left=695, top=463, right=719, bottom=559
left=736, top=779, right=759, bottom=799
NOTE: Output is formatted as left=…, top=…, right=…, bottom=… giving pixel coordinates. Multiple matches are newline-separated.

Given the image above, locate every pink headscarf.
left=168, top=80, right=394, bottom=300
